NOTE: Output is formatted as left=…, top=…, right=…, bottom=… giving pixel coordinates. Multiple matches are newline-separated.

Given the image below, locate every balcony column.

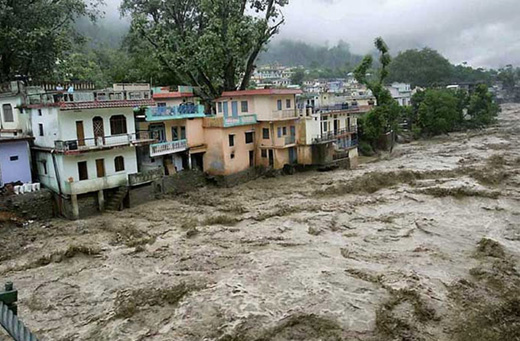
left=71, top=194, right=79, bottom=220
left=98, top=190, right=105, bottom=212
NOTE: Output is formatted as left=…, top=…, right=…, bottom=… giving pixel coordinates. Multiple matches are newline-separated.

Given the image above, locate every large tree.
left=0, top=0, right=101, bottom=82
left=121, top=0, right=288, bottom=103
left=386, top=48, right=453, bottom=87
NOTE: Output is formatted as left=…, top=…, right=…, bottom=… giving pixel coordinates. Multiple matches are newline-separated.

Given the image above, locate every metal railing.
left=146, top=104, right=205, bottom=121
left=0, top=282, right=39, bottom=341
left=54, top=132, right=153, bottom=152
left=313, top=127, right=357, bottom=144
left=150, top=139, right=188, bottom=157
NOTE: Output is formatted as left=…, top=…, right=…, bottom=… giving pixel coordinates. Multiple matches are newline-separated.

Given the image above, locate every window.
left=277, top=100, right=282, bottom=111
left=96, top=159, right=105, bottom=178
left=78, top=161, right=88, bottom=181
left=42, top=160, right=48, bottom=175
left=157, top=103, right=167, bottom=107
left=229, top=134, right=235, bottom=147
left=261, top=149, right=267, bottom=158
left=110, top=115, right=127, bottom=135
left=180, top=126, right=186, bottom=140
left=231, top=153, right=235, bottom=159
left=218, top=102, right=223, bottom=113
left=9, top=156, right=18, bottom=161
left=241, top=101, right=249, bottom=113
left=322, top=121, right=328, bottom=133
left=286, top=99, right=291, bottom=109
left=262, top=128, right=270, bottom=139
left=172, top=127, right=179, bottom=141
left=290, top=126, right=296, bottom=136
left=277, top=127, right=282, bottom=138
left=245, top=131, right=254, bottom=144
left=2, top=104, right=13, bottom=122
left=38, top=109, right=42, bottom=116
left=38, top=124, right=44, bottom=136
left=114, top=156, right=125, bottom=172
left=282, top=127, right=287, bottom=136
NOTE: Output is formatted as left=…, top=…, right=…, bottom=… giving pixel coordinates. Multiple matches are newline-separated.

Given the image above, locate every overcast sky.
left=104, top=0, right=520, bottom=69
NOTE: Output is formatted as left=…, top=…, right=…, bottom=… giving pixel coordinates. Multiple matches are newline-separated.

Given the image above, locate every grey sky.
left=103, top=0, right=520, bottom=69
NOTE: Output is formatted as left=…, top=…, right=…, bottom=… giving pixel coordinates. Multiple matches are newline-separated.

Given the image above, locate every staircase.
left=106, top=186, right=129, bottom=211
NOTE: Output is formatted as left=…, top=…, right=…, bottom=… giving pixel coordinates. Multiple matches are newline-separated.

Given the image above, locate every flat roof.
left=219, top=89, right=303, bottom=98
left=153, top=92, right=195, bottom=99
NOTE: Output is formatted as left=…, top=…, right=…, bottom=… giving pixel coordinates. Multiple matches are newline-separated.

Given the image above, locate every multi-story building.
left=0, top=81, right=33, bottom=187
left=28, top=83, right=155, bottom=219
left=136, top=88, right=207, bottom=175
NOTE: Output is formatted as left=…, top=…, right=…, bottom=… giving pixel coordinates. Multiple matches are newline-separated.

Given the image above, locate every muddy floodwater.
left=1, top=104, right=520, bottom=341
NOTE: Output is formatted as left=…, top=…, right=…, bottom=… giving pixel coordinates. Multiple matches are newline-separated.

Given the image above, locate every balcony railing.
left=146, top=104, right=205, bottom=121
left=270, top=109, right=298, bottom=120
left=129, top=168, right=164, bottom=186
left=285, top=135, right=296, bottom=145
left=338, top=139, right=358, bottom=150
left=150, top=139, right=188, bottom=157
left=313, top=127, right=358, bottom=144
left=54, top=132, right=153, bottom=152
left=204, top=114, right=257, bottom=128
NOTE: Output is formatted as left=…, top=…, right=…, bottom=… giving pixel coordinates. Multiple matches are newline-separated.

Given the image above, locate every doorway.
left=268, top=149, right=274, bottom=167
left=76, top=121, right=85, bottom=147
left=289, top=147, right=298, bottom=164
left=249, top=150, right=255, bottom=167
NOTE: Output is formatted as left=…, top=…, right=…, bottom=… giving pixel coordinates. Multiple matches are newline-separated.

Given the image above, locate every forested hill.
left=259, top=40, right=364, bottom=69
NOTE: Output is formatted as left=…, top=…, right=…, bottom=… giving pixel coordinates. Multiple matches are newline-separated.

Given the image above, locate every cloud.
left=276, top=0, right=520, bottom=68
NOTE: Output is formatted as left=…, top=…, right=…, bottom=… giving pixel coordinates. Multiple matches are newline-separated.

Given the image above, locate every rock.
left=308, top=226, right=322, bottom=236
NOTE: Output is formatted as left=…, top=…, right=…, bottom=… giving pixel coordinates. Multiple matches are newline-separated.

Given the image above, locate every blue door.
left=223, top=102, right=229, bottom=118
left=231, top=101, right=238, bottom=118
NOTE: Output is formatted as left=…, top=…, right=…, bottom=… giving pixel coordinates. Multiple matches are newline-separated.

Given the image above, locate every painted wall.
left=204, top=126, right=256, bottom=176
left=140, top=118, right=205, bottom=148
left=216, top=94, right=296, bottom=121
left=257, top=120, right=299, bottom=149
left=0, top=95, right=30, bottom=133
left=0, top=141, right=31, bottom=185
left=31, top=107, right=60, bottom=147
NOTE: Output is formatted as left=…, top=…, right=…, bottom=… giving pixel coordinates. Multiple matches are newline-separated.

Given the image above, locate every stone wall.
left=58, top=193, right=100, bottom=220
left=129, top=183, right=157, bottom=207
left=0, top=189, right=55, bottom=220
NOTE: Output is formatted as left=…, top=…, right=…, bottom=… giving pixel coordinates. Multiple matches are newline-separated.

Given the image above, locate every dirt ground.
left=1, top=104, right=520, bottom=341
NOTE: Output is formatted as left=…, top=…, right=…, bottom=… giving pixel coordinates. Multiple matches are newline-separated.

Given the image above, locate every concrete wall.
left=215, top=94, right=296, bottom=121
left=0, top=140, right=32, bottom=185
left=0, top=95, right=30, bottom=133
left=30, top=107, right=60, bottom=148
left=203, top=126, right=255, bottom=176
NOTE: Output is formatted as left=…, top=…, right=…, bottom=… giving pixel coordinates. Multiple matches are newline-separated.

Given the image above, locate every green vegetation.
left=354, top=38, right=403, bottom=147
left=410, top=84, right=499, bottom=137
left=121, top=0, right=289, bottom=102
left=0, top=0, right=102, bottom=82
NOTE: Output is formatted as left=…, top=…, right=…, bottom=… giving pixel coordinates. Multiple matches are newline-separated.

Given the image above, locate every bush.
left=358, top=141, right=375, bottom=156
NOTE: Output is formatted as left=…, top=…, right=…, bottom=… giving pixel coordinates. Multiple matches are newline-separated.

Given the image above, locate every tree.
left=417, top=89, right=460, bottom=136
left=121, top=0, right=289, bottom=104
left=0, top=0, right=101, bottom=82
left=290, top=68, right=305, bottom=86
left=467, top=84, right=500, bottom=127
left=354, top=37, right=401, bottom=147
left=387, top=48, right=453, bottom=87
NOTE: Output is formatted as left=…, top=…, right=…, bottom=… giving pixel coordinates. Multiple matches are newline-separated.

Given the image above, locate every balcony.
left=54, top=132, right=154, bottom=154
left=63, top=173, right=128, bottom=195
left=146, top=104, right=205, bottom=121
left=149, top=139, right=188, bottom=157
left=204, top=114, right=257, bottom=128
left=285, top=135, right=296, bottom=145
left=312, top=127, right=358, bottom=144
left=269, top=109, right=298, bottom=120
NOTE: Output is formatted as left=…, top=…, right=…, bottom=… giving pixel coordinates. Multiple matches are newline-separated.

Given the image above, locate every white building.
left=387, top=82, right=412, bottom=106
left=28, top=84, right=155, bottom=219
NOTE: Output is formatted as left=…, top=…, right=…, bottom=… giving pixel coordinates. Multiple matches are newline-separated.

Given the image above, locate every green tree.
left=0, top=0, right=101, bottom=82
left=417, top=89, right=460, bottom=136
left=467, top=84, right=500, bottom=127
left=121, top=0, right=289, bottom=103
left=354, top=37, right=401, bottom=147
left=387, top=48, right=453, bottom=87
left=290, top=68, right=305, bottom=86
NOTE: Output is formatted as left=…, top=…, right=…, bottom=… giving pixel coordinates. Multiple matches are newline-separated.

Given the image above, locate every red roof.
left=153, top=92, right=195, bottom=99
left=219, top=89, right=303, bottom=98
